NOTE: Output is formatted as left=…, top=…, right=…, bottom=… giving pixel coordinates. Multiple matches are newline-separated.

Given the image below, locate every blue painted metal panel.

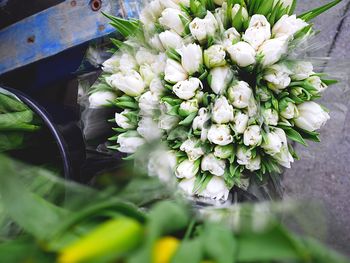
left=0, top=0, right=140, bottom=75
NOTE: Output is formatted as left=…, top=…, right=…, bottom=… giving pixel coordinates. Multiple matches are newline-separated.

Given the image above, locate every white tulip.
left=159, top=30, right=184, bottom=50
left=141, top=0, right=163, bottom=22
left=209, top=66, right=234, bottom=95
left=258, top=37, right=288, bottom=67
left=159, top=0, right=180, bottom=9
left=247, top=96, right=258, bottom=117
left=228, top=81, right=252, bottom=109
left=159, top=8, right=188, bottom=35
left=149, top=34, right=165, bottom=52
left=212, top=97, right=234, bottom=124
left=307, top=76, right=328, bottom=93
left=179, top=99, right=198, bottom=117
left=138, top=91, right=159, bottom=116
left=291, top=61, right=314, bottom=81
left=176, top=159, right=199, bottom=179
left=151, top=53, right=167, bottom=75
left=88, top=91, right=116, bottom=108
left=264, top=63, right=292, bottom=93
left=115, top=109, right=135, bottom=129
left=243, top=15, right=271, bottom=50
left=178, top=177, right=196, bottom=195
left=164, top=59, right=188, bottom=83
left=173, top=78, right=202, bottom=100
left=180, top=138, right=204, bottom=161
left=214, top=0, right=224, bottom=6
left=272, top=15, right=308, bottom=39
left=201, top=154, right=226, bottom=176
left=158, top=114, right=180, bottom=131
left=139, top=64, right=156, bottom=86
left=204, top=45, right=226, bottom=68
left=214, top=145, right=234, bottom=159
left=208, top=124, right=234, bottom=146
left=150, top=77, right=165, bottom=95
left=137, top=117, right=162, bottom=141
left=236, top=145, right=253, bottom=166
left=261, top=128, right=286, bottom=156
left=274, top=146, right=294, bottom=168
left=222, top=27, right=241, bottom=49
left=118, top=53, right=137, bottom=72
left=179, top=43, right=203, bottom=75
left=280, top=102, right=298, bottom=119
left=189, top=11, right=218, bottom=44
left=117, top=132, right=145, bottom=154
left=102, top=55, right=120, bottom=73
left=246, top=155, right=261, bottom=171
left=107, top=71, right=145, bottom=97
left=294, top=102, right=330, bottom=132
left=243, top=125, right=262, bottom=146
left=148, top=150, right=177, bottom=182
left=135, top=48, right=157, bottom=65
left=193, top=108, right=210, bottom=130
left=199, top=176, right=230, bottom=200
left=227, top=41, right=256, bottom=67
left=262, top=108, right=279, bottom=126
left=233, top=111, right=249, bottom=134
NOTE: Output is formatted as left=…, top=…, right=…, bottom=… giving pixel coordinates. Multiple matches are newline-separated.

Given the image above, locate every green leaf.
left=0, top=93, right=28, bottom=113
left=102, top=12, right=141, bottom=38
left=179, top=112, right=198, bottom=126
left=298, top=0, right=342, bottom=22
left=172, top=238, right=203, bottom=263
left=283, top=127, right=308, bottom=146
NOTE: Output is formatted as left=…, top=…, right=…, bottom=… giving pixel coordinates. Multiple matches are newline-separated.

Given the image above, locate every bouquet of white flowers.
left=89, top=0, right=341, bottom=201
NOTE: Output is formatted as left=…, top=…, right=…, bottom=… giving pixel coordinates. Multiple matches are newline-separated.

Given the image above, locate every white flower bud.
left=102, top=55, right=120, bottom=73
left=176, top=159, right=199, bottom=179
left=243, top=125, right=262, bottom=146
left=117, top=132, right=145, bottom=154
left=247, top=96, right=258, bottom=117
left=291, top=61, right=314, bottom=81
left=280, top=102, right=298, bottom=119
left=214, top=145, right=234, bottom=159
left=159, top=114, right=180, bottom=131
left=199, top=176, right=229, bottom=200
left=208, top=124, right=234, bottom=146
left=227, top=41, right=256, bottom=67
left=233, top=111, right=249, bottom=134
left=178, top=177, right=196, bottom=195
left=159, top=30, right=184, bottom=50
left=139, top=64, right=156, bottom=86
left=159, top=0, right=180, bottom=9
left=307, top=76, right=328, bottom=93
left=107, top=71, right=145, bottom=97
left=137, top=117, right=162, bottom=141
left=294, top=102, right=330, bottom=132
left=212, top=97, right=234, bottom=124
left=159, top=8, right=188, bottom=35
left=222, top=27, right=241, bottom=49
left=193, top=108, right=210, bottom=130
left=135, top=48, right=157, bottom=65
left=228, top=81, right=252, bottom=109
left=189, top=11, right=218, bottom=44
left=118, top=53, right=138, bottom=72
left=164, top=59, right=188, bottom=83
left=148, top=150, right=177, bottom=182
left=150, top=77, right=165, bottom=95
left=180, top=138, right=205, bottom=161
left=264, top=63, right=292, bottom=93
left=272, top=15, right=308, bottom=39
left=138, top=91, right=159, bottom=116
left=209, top=66, right=234, bottom=95
left=262, top=108, right=279, bottom=126
left=179, top=99, right=199, bottom=117
left=179, top=43, right=203, bottom=75
left=236, top=145, right=253, bottom=166
left=261, top=128, right=286, bottom=156
left=115, top=109, right=135, bottom=129
left=88, top=91, right=116, bottom=108
left=151, top=53, right=167, bottom=75
left=246, top=155, right=261, bottom=171
left=204, top=44, right=226, bottom=68
left=149, top=34, right=165, bottom=52
left=201, top=153, right=226, bottom=176
left=214, top=0, right=224, bottom=6
left=243, top=15, right=271, bottom=50
left=173, top=78, right=202, bottom=100
left=258, top=37, right=288, bottom=67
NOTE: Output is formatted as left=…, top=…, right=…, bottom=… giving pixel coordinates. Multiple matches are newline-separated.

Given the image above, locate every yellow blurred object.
left=153, top=236, right=180, bottom=263
left=58, top=217, right=143, bottom=263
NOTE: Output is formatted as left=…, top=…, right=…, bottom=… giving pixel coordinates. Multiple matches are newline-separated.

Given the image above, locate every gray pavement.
left=283, top=0, right=350, bottom=256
